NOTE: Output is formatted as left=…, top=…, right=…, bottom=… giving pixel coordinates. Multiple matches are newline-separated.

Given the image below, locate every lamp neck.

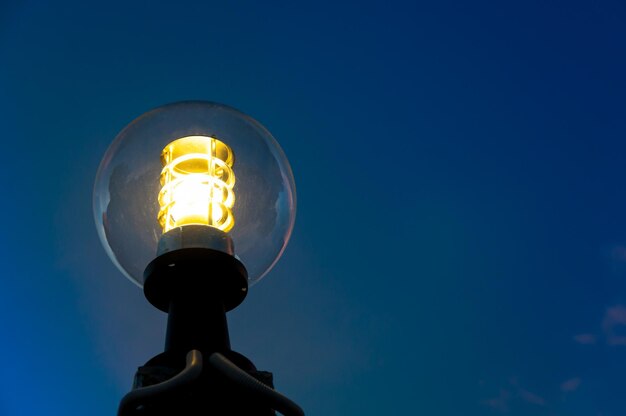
left=165, top=293, right=230, bottom=353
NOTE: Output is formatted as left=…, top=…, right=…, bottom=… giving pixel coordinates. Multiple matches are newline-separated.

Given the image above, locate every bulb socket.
left=157, top=225, right=234, bottom=257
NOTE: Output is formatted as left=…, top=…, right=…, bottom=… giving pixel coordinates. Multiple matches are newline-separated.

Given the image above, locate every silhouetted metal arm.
left=118, top=350, right=203, bottom=416
left=209, top=352, right=305, bottom=416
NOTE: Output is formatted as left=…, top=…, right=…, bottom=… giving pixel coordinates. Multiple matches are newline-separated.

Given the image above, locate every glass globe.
left=93, top=101, right=296, bottom=287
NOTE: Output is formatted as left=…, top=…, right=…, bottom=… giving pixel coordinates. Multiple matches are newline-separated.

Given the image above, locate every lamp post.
left=93, top=102, right=303, bottom=416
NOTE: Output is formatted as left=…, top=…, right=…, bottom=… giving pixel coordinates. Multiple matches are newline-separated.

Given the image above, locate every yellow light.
left=158, top=135, right=235, bottom=233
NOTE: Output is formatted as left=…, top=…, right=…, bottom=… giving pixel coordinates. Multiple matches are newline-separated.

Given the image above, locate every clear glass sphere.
left=93, top=101, right=296, bottom=287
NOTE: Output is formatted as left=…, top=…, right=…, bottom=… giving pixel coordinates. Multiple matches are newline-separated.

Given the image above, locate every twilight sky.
left=2, top=1, right=626, bottom=415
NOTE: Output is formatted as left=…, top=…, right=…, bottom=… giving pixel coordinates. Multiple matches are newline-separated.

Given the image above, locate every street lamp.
left=93, top=101, right=303, bottom=415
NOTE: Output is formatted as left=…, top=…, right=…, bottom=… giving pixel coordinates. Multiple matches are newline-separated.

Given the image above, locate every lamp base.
left=119, top=247, right=303, bottom=416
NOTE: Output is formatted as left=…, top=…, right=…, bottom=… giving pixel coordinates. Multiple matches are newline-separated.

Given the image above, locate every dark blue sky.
left=2, top=0, right=626, bottom=415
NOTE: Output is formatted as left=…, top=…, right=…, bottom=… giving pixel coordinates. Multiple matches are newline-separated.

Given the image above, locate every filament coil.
left=158, top=136, right=235, bottom=233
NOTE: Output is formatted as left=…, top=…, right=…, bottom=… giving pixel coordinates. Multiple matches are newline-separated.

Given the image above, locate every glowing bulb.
left=157, top=136, right=235, bottom=233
